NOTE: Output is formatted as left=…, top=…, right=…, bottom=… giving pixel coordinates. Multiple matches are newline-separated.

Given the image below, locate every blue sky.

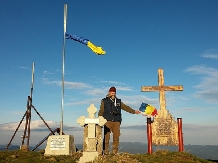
left=0, top=0, right=218, bottom=147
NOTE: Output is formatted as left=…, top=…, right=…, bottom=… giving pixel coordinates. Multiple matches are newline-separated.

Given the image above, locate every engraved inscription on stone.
left=155, top=119, right=172, bottom=137
left=151, top=110, right=178, bottom=146
left=87, top=138, right=97, bottom=151
left=50, top=137, right=66, bottom=150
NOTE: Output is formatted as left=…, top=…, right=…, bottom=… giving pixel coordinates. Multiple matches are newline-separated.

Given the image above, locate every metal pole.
left=27, top=97, right=31, bottom=149
left=31, top=128, right=59, bottom=151
left=27, top=63, right=34, bottom=148
left=32, top=104, right=55, bottom=134
left=6, top=112, right=27, bottom=150
left=61, top=4, right=67, bottom=135
left=30, top=63, right=34, bottom=99
left=22, top=109, right=28, bottom=145
left=147, top=117, right=152, bottom=154
left=177, top=118, right=184, bottom=152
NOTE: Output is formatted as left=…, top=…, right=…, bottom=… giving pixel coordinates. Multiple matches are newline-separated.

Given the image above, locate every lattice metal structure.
left=6, top=63, right=56, bottom=151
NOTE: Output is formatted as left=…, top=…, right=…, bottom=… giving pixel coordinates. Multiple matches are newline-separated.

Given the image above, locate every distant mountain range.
left=1, top=142, right=218, bottom=160
left=115, top=142, right=218, bottom=160
left=0, top=144, right=40, bottom=151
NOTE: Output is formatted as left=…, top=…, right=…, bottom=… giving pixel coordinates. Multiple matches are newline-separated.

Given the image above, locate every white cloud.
left=100, top=80, right=135, bottom=91
left=18, top=66, right=29, bottom=70
left=0, top=120, right=81, bottom=132
left=41, top=78, right=92, bottom=89
left=65, top=97, right=101, bottom=106
left=200, top=49, right=218, bottom=59
left=64, top=81, right=92, bottom=89
left=66, top=95, right=154, bottom=109
left=43, top=71, right=54, bottom=75
left=84, top=86, right=133, bottom=96
left=99, top=81, right=133, bottom=91
left=179, top=107, right=201, bottom=112
left=185, top=65, right=218, bottom=103
left=185, top=65, right=218, bottom=76
left=201, top=54, right=218, bottom=59
left=85, top=88, right=107, bottom=96
left=118, top=95, right=159, bottom=108
left=183, top=124, right=218, bottom=131
left=116, top=86, right=133, bottom=91
left=41, top=77, right=134, bottom=95
left=0, top=120, right=58, bottom=132
left=100, top=80, right=123, bottom=85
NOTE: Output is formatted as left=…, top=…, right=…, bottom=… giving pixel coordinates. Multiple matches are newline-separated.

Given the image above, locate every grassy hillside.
left=0, top=149, right=217, bottom=163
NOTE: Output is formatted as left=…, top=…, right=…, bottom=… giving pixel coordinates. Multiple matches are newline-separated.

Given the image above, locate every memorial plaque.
left=44, top=135, right=76, bottom=156
left=151, top=109, right=178, bottom=145
left=50, top=137, right=66, bottom=150
left=155, top=119, right=172, bottom=137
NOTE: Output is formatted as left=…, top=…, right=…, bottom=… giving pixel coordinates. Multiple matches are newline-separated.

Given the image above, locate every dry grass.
left=0, top=149, right=216, bottom=163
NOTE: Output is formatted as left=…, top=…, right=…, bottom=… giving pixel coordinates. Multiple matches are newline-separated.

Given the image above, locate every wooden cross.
left=141, top=68, right=183, bottom=115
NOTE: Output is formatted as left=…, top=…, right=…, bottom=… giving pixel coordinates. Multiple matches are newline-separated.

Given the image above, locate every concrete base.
left=78, top=151, right=98, bottom=163
left=20, top=145, right=29, bottom=151
left=44, top=135, right=76, bottom=156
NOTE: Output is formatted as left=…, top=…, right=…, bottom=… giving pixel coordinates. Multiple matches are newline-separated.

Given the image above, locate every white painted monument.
left=77, top=104, right=107, bottom=163
left=44, top=135, right=76, bottom=155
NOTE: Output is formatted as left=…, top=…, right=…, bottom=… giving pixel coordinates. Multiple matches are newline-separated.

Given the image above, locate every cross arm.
left=141, top=85, right=183, bottom=92
left=77, top=116, right=86, bottom=126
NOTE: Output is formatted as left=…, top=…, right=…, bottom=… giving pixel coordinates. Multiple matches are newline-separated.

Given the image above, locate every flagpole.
left=61, top=4, right=67, bottom=135
left=30, top=62, right=35, bottom=99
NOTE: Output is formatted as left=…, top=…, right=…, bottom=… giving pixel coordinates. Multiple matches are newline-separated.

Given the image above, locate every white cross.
left=77, top=104, right=107, bottom=151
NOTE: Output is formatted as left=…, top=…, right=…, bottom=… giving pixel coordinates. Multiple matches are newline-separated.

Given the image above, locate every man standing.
left=98, top=86, right=140, bottom=155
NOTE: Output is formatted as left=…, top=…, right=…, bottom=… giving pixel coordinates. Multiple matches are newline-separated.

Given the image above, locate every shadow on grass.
left=207, top=160, right=218, bottom=163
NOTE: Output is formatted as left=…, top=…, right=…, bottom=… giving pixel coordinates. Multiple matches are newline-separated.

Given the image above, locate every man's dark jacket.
left=98, top=96, right=135, bottom=122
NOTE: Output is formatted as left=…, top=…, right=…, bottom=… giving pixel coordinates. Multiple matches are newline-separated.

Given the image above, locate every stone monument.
left=44, top=134, right=76, bottom=155
left=77, top=104, right=107, bottom=163
left=141, top=68, right=183, bottom=145
left=83, top=124, right=103, bottom=155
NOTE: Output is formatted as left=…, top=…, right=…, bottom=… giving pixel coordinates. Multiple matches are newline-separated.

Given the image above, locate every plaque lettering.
left=50, top=137, right=66, bottom=150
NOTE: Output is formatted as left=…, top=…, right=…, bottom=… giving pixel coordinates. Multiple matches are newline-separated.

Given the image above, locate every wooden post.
left=147, top=117, right=152, bottom=154
left=177, top=118, right=184, bottom=152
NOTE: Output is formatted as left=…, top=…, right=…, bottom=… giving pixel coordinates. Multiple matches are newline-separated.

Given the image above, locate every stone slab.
left=44, top=135, right=76, bottom=156
left=152, top=109, right=178, bottom=146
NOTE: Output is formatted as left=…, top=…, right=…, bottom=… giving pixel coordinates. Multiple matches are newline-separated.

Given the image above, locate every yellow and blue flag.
left=139, top=102, right=158, bottom=116
left=65, top=33, right=106, bottom=55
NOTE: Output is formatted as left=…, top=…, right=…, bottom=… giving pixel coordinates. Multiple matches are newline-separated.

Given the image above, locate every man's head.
left=108, top=86, right=116, bottom=99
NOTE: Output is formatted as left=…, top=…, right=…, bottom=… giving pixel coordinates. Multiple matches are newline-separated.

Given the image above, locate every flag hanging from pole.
left=65, top=33, right=106, bottom=55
